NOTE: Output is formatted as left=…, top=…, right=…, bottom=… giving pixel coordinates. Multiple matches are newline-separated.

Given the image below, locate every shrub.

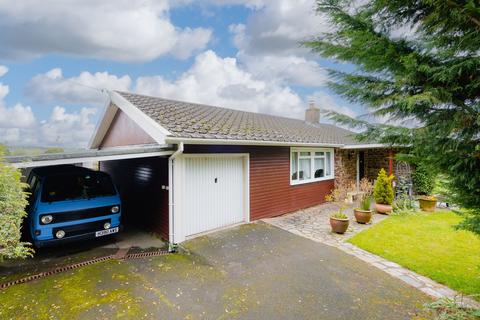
left=373, top=168, right=394, bottom=205
left=0, top=146, right=33, bottom=261
left=424, top=297, right=480, bottom=320
left=412, top=164, right=436, bottom=196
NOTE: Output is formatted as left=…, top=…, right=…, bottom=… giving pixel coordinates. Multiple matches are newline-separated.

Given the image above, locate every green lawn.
left=349, top=211, right=480, bottom=298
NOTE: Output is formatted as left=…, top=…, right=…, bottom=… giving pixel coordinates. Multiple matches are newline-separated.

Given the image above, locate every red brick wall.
left=184, top=145, right=334, bottom=220
left=335, top=149, right=358, bottom=189
left=365, top=149, right=395, bottom=180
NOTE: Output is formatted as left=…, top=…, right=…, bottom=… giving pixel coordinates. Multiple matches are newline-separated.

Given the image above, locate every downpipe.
left=168, top=142, right=184, bottom=252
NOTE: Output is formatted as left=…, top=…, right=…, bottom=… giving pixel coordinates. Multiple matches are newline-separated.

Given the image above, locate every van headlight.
left=111, top=206, right=120, bottom=213
left=41, top=215, right=53, bottom=224
left=55, top=230, right=65, bottom=239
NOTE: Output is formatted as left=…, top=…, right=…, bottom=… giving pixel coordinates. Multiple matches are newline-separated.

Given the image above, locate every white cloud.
left=230, top=0, right=331, bottom=56
left=308, top=91, right=358, bottom=119
left=135, top=50, right=305, bottom=118
left=25, top=68, right=131, bottom=105
left=0, top=103, right=36, bottom=129
left=0, top=76, right=96, bottom=147
left=225, top=0, right=331, bottom=88
left=205, top=0, right=266, bottom=9
left=237, top=52, right=329, bottom=87
left=0, top=83, right=36, bottom=129
left=0, top=0, right=212, bottom=62
left=0, top=66, right=8, bottom=78
left=39, top=106, right=97, bottom=146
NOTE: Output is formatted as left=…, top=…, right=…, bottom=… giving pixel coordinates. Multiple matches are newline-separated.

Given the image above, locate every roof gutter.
left=168, top=142, right=184, bottom=252
left=165, top=137, right=343, bottom=148
left=341, top=144, right=389, bottom=149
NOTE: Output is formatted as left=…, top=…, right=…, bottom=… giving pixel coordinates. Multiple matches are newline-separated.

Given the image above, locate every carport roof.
left=5, top=145, right=174, bottom=168
left=114, top=91, right=367, bottom=147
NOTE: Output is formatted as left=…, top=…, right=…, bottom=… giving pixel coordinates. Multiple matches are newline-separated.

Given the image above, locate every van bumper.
left=34, top=225, right=123, bottom=248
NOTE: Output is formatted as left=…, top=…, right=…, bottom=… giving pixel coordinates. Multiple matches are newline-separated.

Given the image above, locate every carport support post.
left=168, top=142, right=184, bottom=252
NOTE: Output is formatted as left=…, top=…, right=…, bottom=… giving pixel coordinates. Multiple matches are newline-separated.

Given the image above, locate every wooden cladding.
left=184, top=145, right=334, bottom=220
left=100, top=110, right=155, bottom=148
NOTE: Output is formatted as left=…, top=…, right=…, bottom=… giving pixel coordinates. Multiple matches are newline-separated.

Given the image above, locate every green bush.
left=373, top=168, right=394, bottom=205
left=0, top=146, right=33, bottom=261
left=412, top=164, right=436, bottom=196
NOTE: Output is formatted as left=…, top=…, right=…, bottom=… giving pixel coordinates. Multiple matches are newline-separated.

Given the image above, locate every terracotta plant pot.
left=354, top=209, right=372, bottom=224
left=375, top=203, right=393, bottom=214
left=418, top=197, right=437, bottom=212
left=330, top=217, right=349, bottom=234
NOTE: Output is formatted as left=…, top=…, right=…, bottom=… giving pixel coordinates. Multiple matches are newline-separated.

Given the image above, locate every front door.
left=359, top=151, right=365, bottom=180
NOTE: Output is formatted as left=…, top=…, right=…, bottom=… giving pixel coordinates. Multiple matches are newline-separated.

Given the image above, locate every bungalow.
left=87, top=91, right=396, bottom=246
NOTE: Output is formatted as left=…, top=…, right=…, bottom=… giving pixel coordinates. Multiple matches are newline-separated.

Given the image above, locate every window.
left=290, top=148, right=334, bottom=184
left=42, top=172, right=117, bottom=203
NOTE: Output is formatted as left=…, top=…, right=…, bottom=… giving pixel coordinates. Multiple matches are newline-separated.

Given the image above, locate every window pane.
left=299, top=158, right=311, bottom=180
left=42, top=172, right=116, bottom=202
left=291, top=152, right=298, bottom=180
left=315, top=152, right=324, bottom=157
left=300, top=152, right=310, bottom=157
left=325, top=152, right=331, bottom=176
left=314, top=158, right=325, bottom=178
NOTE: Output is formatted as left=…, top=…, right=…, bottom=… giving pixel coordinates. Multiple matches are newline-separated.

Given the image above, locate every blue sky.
left=0, top=0, right=362, bottom=147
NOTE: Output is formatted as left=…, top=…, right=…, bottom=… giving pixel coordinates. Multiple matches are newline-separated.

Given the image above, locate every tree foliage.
left=0, top=145, right=33, bottom=261
left=373, top=168, right=394, bottom=205
left=306, top=0, right=480, bottom=234
left=411, top=164, right=436, bottom=196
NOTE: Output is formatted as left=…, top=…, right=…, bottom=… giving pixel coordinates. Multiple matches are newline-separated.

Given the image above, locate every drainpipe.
left=168, top=142, right=184, bottom=252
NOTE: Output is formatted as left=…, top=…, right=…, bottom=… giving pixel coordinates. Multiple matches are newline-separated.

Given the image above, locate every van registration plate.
left=95, top=227, right=119, bottom=237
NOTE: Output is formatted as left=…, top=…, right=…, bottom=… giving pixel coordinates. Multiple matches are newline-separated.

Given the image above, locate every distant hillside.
left=4, top=146, right=85, bottom=156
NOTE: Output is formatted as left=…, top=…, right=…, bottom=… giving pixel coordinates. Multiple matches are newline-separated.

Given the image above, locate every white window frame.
left=290, top=147, right=335, bottom=185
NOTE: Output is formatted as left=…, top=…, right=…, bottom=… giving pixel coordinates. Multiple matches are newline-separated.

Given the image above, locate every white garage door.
left=184, top=156, right=246, bottom=237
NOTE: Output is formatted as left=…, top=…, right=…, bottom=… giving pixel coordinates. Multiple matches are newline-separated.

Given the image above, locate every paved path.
left=265, top=203, right=479, bottom=308
left=265, top=202, right=388, bottom=246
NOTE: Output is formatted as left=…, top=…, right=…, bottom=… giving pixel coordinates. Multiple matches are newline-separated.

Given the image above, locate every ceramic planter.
left=330, top=217, right=349, bottom=234
left=375, top=203, right=393, bottom=214
left=418, top=197, right=437, bottom=212
left=354, top=209, right=372, bottom=224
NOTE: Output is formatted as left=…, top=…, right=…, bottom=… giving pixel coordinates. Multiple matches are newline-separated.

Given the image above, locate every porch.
left=335, top=147, right=398, bottom=198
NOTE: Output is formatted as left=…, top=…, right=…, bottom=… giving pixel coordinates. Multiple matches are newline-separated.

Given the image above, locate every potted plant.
left=373, top=168, right=394, bottom=214
left=355, top=195, right=373, bottom=224
left=354, top=178, right=373, bottom=223
left=330, top=209, right=349, bottom=234
left=412, top=164, right=437, bottom=212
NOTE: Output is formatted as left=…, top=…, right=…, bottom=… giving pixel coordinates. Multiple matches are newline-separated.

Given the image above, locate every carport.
left=6, top=145, right=174, bottom=241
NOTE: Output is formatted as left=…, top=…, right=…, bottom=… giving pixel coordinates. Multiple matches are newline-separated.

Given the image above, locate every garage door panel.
left=184, top=156, right=245, bottom=237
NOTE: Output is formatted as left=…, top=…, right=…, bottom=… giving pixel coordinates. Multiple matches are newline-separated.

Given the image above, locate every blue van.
left=26, top=165, right=122, bottom=247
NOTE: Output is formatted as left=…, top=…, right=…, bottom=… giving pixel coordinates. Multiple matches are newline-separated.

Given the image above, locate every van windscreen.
left=42, top=172, right=116, bottom=203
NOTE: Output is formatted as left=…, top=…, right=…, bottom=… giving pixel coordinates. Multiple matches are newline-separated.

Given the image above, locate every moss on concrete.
left=0, top=260, right=142, bottom=320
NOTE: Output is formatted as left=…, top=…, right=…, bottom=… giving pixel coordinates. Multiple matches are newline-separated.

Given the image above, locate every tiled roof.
left=116, top=91, right=361, bottom=145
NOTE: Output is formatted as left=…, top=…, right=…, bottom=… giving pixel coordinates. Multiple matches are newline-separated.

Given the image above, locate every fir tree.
left=305, top=0, right=480, bottom=235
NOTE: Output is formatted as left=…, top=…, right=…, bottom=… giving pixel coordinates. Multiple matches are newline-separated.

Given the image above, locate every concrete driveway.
left=0, top=222, right=430, bottom=319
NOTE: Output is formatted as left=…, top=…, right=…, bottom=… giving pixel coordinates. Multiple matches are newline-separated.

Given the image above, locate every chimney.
left=305, top=99, right=320, bottom=124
